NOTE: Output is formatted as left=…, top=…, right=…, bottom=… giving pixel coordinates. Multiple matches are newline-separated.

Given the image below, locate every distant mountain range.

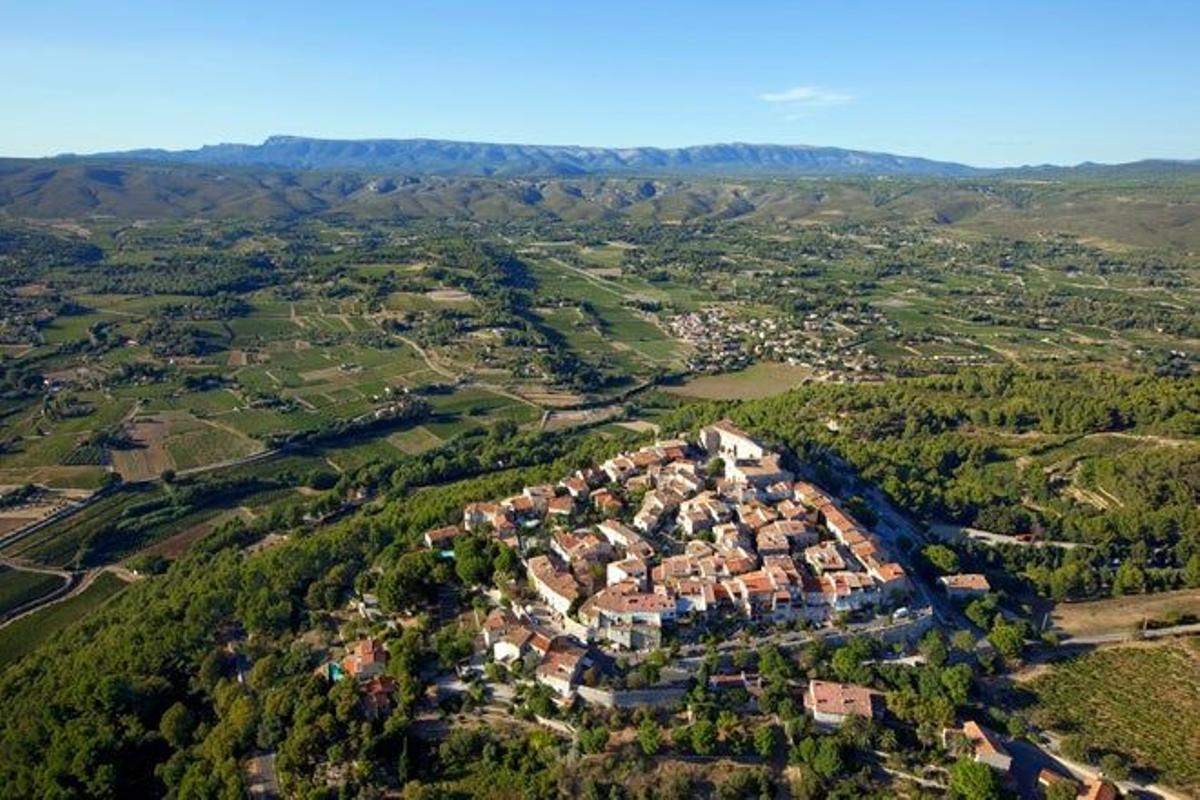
left=66, top=135, right=1199, bottom=180
left=74, top=136, right=982, bottom=178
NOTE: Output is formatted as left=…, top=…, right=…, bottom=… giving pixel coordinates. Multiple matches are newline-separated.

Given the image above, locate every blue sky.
left=3, top=1, right=1198, bottom=166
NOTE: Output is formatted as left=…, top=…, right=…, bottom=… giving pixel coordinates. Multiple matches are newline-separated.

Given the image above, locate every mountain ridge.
left=69, top=136, right=990, bottom=178
left=63, top=135, right=1200, bottom=180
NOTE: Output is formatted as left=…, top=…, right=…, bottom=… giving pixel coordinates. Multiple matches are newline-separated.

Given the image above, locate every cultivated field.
left=666, top=362, right=815, bottom=400
left=0, top=566, right=68, bottom=616
left=1027, top=641, right=1200, bottom=794
left=0, top=572, right=128, bottom=667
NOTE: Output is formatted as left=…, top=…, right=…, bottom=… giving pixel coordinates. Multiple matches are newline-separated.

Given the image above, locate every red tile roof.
left=806, top=680, right=879, bottom=719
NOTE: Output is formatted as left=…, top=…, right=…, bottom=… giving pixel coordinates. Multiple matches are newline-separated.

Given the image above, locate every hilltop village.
left=425, top=420, right=917, bottom=701
left=314, top=420, right=1128, bottom=800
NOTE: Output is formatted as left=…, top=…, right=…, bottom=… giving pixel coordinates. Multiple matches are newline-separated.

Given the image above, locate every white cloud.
left=760, top=85, right=854, bottom=108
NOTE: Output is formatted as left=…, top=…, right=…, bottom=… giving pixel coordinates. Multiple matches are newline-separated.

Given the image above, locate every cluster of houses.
left=944, top=720, right=1122, bottom=799
left=424, top=419, right=915, bottom=700
left=666, top=305, right=881, bottom=376
left=319, top=638, right=397, bottom=720
left=703, top=672, right=1123, bottom=799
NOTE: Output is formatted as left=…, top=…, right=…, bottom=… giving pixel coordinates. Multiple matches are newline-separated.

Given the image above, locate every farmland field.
left=0, top=566, right=67, bottom=616
left=1027, top=642, right=1200, bottom=794
left=665, top=362, right=815, bottom=400
left=1050, top=589, right=1200, bottom=638
left=0, top=572, right=128, bottom=667
left=0, top=490, right=144, bottom=568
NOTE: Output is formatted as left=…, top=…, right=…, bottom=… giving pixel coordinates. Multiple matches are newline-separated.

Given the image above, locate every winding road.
left=0, top=557, right=137, bottom=628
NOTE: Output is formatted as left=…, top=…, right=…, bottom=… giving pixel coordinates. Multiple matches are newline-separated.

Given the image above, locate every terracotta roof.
left=561, top=476, right=589, bottom=494
left=940, top=573, right=991, bottom=591
left=527, top=555, right=582, bottom=603
left=805, top=542, right=846, bottom=571
left=708, top=418, right=757, bottom=441
left=537, top=648, right=584, bottom=681
left=547, top=495, right=576, bottom=514
left=484, top=608, right=517, bottom=631
left=343, top=639, right=388, bottom=676
left=363, top=675, right=396, bottom=701
left=822, top=504, right=866, bottom=535
left=819, top=571, right=875, bottom=596
left=424, top=525, right=461, bottom=546
left=582, top=581, right=675, bottom=618
left=873, top=562, right=907, bottom=582
left=1036, top=768, right=1076, bottom=788
left=793, top=481, right=835, bottom=507
left=962, top=720, right=1010, bottom=760
left=806, top=680, right=879, bottom=719
left=1080, top=780, right=1119, bottom=800
left=760, top=519, right=811, bottom=538
left=775, top=499, right=809, bottom=520
left=608, top=557, right=647, bottom=577
left=504, top=494, right=537, bottom=513
left=503, top=625, right=534, bottom=648
left=756, top=529, right=791, bottom=554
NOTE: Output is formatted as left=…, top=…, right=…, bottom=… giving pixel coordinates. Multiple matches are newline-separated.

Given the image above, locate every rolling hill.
left=2, top=158, right=1199, bottom=250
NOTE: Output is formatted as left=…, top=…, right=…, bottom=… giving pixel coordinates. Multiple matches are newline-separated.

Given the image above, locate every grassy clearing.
left=0, top=466, right=109, bottom=490
left=1050, top=589, right=1200, bottom=637
left=1027, top=641, right=1200, bottom=794
left=665, top=362, right=815, bottom=400
left=0, top=573, right=127, bottom=668
left=0, top=566, right=68, bottom=616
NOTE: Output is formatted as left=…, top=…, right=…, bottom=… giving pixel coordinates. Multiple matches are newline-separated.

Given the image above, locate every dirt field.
left=110, top=416, right=176, bottom=481
left=110, top=412, right=261, bottom=480
left=1049, top=588, right=1200, bottom=637
left=542, top=405, right=623, bottom=432
left=425, top=289, right=473, bottom=303
left=666, top=362, right=815, bottom=400
left=387, top=426, right=444, bottom=455
left=613, top=420, right=660, bottom=434
left=511, top=386, right=586, bottom=407
left=0, top=517, right=37, bottom=536
left=0, top=467, right=105, bottom=490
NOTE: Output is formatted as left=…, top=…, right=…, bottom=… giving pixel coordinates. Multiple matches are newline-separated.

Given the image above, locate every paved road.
left=844, top=470, right=975, bottom=632
left=1055, top=622, right=1200, bottom=647
left=929, top=522, right=1088, bottom=550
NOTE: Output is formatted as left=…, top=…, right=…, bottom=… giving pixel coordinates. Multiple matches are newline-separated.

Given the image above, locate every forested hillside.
left=4, top=160, right=1200, bottom=249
